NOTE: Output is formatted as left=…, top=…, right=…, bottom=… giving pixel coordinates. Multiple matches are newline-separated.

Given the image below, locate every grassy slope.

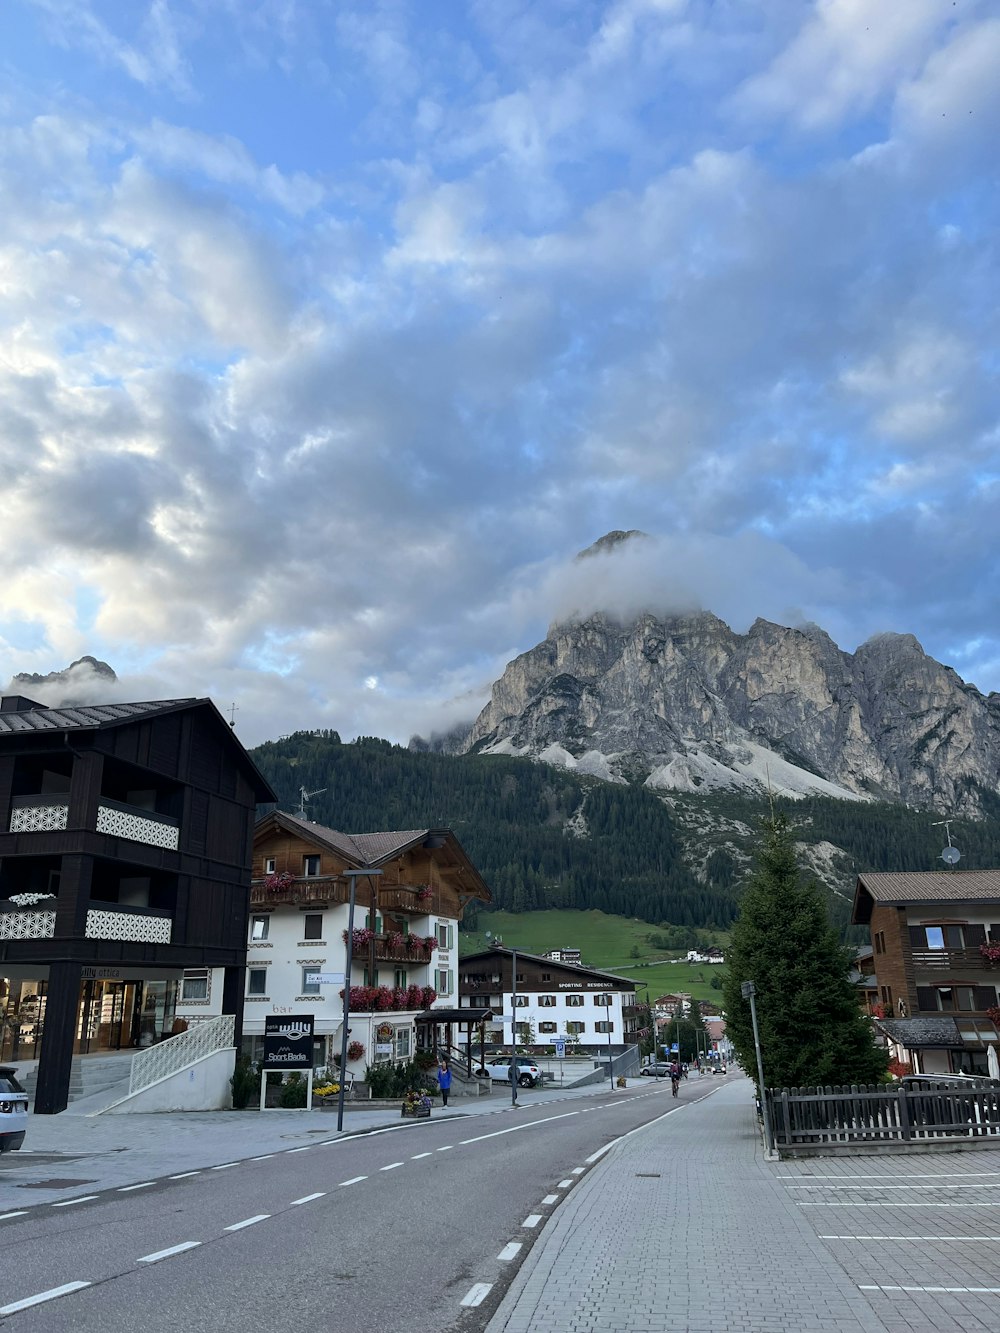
left=459, top=908, right=727, bottom=1005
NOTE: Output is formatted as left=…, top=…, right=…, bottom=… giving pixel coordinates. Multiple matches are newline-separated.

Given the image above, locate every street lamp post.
left=604, top=996, right=614, bottom=1089
left=510, top=947, right=519, bottom=1107
left=741, top=980, right=775, bottom=1154
left=338, top=868, right=382, bottom=1132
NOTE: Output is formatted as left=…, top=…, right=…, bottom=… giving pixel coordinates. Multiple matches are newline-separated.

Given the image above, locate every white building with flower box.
left=174, top=811, right=492, bottom=1075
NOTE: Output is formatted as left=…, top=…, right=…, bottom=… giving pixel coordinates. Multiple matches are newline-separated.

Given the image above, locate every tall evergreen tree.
left=722, top=815, right=887, bottom=1088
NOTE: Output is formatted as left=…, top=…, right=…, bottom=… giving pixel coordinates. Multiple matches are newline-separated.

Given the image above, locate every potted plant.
left=401, top=1089, right=432, bottom=1119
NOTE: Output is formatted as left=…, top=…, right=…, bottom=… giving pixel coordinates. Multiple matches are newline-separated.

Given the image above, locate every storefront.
left=0, top=967, right=182, bottom=1064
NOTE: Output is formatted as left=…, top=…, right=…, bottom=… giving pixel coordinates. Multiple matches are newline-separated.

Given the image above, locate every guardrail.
left=129, top=1014, right=235, bottom=1096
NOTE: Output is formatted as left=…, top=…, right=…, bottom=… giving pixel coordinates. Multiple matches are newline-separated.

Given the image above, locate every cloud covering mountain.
left=1, top=2, right=998, bottom=746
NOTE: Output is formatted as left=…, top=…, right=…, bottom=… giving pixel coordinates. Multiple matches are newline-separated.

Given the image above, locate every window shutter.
left=966, top=924, right=987, bottom=946
left=448, top=923, right=454, bottom=950
left=915, top=986, right=936, bottom=1012
left=908, top=926, right=925, bottom=948
left=974, top=985, right=996, bottom=1010
left=448, top=969, right=454, bottom=995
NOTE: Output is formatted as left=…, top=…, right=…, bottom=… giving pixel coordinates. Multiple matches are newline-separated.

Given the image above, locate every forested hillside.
left=250, top=732, right=1000, bottom=934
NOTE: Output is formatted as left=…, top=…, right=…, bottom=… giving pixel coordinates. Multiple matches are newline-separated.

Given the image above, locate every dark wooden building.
left=0, top=695, right=275, bottom=1112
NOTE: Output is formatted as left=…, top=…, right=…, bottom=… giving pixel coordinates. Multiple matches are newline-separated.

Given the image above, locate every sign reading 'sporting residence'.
left=262, top=1014, right=315, bottom=1069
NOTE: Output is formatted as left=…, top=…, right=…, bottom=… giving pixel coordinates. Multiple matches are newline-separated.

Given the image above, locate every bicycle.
left=671, top=1075, right=680, bottom=1098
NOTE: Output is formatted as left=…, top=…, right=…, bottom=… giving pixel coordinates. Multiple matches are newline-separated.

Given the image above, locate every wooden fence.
left=766, top=1081, right=1000, bottom=1148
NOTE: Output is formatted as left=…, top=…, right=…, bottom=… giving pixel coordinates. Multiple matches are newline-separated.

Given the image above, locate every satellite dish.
left=941, top=845, right=961, bottom=867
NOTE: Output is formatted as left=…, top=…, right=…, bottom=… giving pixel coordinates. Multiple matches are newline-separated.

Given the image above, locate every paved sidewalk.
left=487, top=1074, right=892, bottom=1333
left=0, top=1074, right=642, bottom=1206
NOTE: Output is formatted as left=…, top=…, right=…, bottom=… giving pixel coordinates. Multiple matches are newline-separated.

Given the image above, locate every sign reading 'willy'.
left=262, top=1014, right=315, bottom=1070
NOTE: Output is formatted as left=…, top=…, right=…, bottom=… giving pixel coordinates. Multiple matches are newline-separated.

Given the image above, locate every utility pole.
left=741, top=980, right=775, bottom=1154
left=510, top=947, right=519, bottom=1106
left=338, top=869, right=382, bottom=1132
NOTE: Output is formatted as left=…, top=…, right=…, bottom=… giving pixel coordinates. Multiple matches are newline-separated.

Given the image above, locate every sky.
left=1, top=0, right=998, bottom=748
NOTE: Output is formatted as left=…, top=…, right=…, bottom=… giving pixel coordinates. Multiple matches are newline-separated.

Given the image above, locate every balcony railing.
left=911, top=947, right=995, bottom=971
left=0, top=903, right=171, bottom=943
left=379, top=886, right=435, bottom=914
left=9, top=795, right=179, bottom=851
left=250, top=877, right=350, bottom=908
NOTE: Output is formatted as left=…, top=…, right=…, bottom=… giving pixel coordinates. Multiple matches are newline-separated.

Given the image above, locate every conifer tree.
left=722, top=815, right=886, bottom=1088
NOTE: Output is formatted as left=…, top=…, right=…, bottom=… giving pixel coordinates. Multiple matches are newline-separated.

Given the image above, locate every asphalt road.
left=0, top=1079, right=725, bottom=1331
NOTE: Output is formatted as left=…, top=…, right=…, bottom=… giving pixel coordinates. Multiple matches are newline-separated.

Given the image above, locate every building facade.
left=176, top=811, right=491, bottom=1074
left=0, top=695, right=274, bottom=1112
left=853, top=869, right=1000, bottom=1075
left=457, top=947, right=639, bottom=1053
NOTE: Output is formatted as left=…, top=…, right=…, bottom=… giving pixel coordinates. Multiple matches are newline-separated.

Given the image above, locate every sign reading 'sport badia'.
left=262, top=1014, right=314, bottom=1069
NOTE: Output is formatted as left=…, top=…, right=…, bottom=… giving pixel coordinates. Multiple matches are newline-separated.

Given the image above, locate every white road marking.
left=0, top=1211, right=29, bottom=1221
left=170, top=1171, right=201, bottom=1179
left=411, top=1152, right=433, bottom=1160
left=225, top=1215, right=270, bottom=1231
left=286, top=1147, right=311, bottom=1153
left=860, top=1284, right=1000, bottom=1294
left=118, top=1182, right=154, bottom=1192
left=460, top=1282, right=493, bottom=1308
left=799, top=1201, right=1000, bottom=1208
left=289, top=1192, right=325, bottom=1205
left=542, top=1194, right=559, bottom=1205
left=211, top=1163, right=238, bottom=1171
left=138, top=1241, right=202, bottom=1264
left=788, top=1183, right=1000, bottom=1191
left=52, top=1196, right=98, bottom=1208
left=437, top=1145, right=454, bottom=1152
left=250, top=1155, right=274, bottom=1162
left=822, top=1234, right=1000, bottom=1241
left=0, top=1282, right=92, bottom=1315
left=459, top=1111, right=579, bottom=1147
left=338, top=1176, right=367, bottom=1187
left=557, top=1180, right=573, bottom=1189
left=571, top=1167, right=585, bottom=1175
left=380, top=1162, right=403, bottom=1172
left=497, top=1242, right=522, bottom=1262
left=781, top=1171, right=1000, bottom=1179
left=522, top=1215, right=542, bottom=1228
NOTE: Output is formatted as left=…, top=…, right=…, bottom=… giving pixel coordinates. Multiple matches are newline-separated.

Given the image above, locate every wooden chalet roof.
left=256, top=810, right=491, bottom=902
left=853, top=869, right=1000, bottom=924
left=459, top=945, right=636, bottom=991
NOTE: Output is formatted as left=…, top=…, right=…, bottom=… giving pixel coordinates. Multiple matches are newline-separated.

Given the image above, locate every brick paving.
left=489, top=1076, right=1000, bottom=1333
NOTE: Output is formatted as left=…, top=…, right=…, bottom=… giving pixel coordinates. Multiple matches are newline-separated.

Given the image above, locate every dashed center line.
left=52, top=1196, right=98, bottom=1208
left=437, top=1145, right=454, bottom=1152
left=289, top=1192, right=325, bottom=1206
left=211, top=1163, right=238, bottom=1171
left=169, top=1171, right=201, bottom=1179
left=338, top=1176, right=367, bottom=1187
left=0, top=1282, right=92, bottom=1315
left=411, top=1152, right=433, bottom=1160
left=138, top=1241, right=201, bottom=1264
left=0, top=1211, right=29, bottom=1221
left=118, top=1182, right=154, bottom=1192
left=225, top=1215, right=270, bottom=1231
left=286, top=1147, right=311, bottom=1154
left=250, top=1155, right=274, bottom=1162
left=380, top=1162, right=403, bottom=1172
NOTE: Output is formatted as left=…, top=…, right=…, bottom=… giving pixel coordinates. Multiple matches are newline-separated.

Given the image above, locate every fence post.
left=897, top=1083, right=911, bottom=1141
left=780, top=1088, right=790, bottom=1146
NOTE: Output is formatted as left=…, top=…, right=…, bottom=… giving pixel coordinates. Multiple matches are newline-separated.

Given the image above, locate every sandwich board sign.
left=262, top=1014, right=314, bottom=1069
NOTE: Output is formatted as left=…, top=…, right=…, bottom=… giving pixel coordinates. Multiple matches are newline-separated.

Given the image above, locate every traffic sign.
left=305, top=972, right=345, bottom=986
left=554, top=1039, right=566, bottom=1058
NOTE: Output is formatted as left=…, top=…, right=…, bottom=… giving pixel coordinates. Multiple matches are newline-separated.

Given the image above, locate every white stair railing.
left=129, top=1014, right=236, bottom=1096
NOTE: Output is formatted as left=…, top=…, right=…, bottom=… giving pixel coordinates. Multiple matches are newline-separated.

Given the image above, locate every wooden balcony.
left=249, top=877, right=349, bottom=908
left=379, top=886, right=435, bottom=914
left=373, top=936, right=435, bottom=964
left=911, top=947, right=996, bottom=971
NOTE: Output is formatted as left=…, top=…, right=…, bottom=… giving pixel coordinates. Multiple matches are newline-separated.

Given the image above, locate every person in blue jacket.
left=437, top=1059, right=452, bottom=1107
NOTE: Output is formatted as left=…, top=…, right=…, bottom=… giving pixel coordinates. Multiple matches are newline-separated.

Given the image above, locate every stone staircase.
left=17, top=1052, right=134, bottom=1109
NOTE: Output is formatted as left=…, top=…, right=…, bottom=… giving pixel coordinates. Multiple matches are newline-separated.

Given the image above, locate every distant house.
left=458, top=947, right=638, bottom=1053
left=655, top=993, right=690, bottom=1017
left=685, top=948, right=725, bottom=964
left=852, top=869, right=1000, bottom=1076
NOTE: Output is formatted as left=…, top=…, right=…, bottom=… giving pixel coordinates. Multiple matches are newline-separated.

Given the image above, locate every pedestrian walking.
left=437, top=1059, right=452, bottom=1107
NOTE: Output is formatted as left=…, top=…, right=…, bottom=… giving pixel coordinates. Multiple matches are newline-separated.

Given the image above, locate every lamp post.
left=741, top=980, right=775, bottom=1155
left=337, top=868, right=382, bottom=1132
left=605, top=997, right=615, bottom=1089
left=510, top=947, right=518, bottom=1107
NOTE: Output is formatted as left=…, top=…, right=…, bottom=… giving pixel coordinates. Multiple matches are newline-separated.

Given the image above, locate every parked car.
left=0, top=1066, right=28, bottom=1153
left=640, top=1063, right=674, bottom=1078
left=476, top=1057, right=541, bottom=1088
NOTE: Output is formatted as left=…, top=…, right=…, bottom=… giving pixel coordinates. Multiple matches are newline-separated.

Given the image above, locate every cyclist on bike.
left=669, top=1060, right=682, bottom=1096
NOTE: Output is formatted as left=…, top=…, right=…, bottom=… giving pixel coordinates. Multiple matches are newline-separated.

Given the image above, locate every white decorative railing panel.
left=130, top=1013, right=235, bottom=1095
left=96, top=802, right=180, bottom=850
left=85, top=908, right=172, bottom=944
left=0, top=910, right=56, bottom=940
left=10, top=800, right=69, bottom=833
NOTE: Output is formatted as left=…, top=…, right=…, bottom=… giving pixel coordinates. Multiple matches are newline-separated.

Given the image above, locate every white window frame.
left=303, top=854, right=321, bottom=877
left=250, top=915, right=269, bottom=941
left=594, top=993, right=614, bottom=1007
left=302, top=913, right=324, bottom=941
left=300, top=967, right=321, bottom=996
left=435, top=968, right=454, bottom=996
left=566, top=994, right=584, bottom=1007
left=247, top=968, right=268, bottom=997
left=566, top=1021, right=586, bottom=1035
left=264, top=857, right=276, bottom=874
left=181, top=969, right=209, bottom=1002
left=595, top=1020, right=615, bottom=1034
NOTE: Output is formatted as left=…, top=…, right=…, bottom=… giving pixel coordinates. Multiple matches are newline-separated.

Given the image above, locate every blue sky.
left=1, top=1, right=998, bottom=745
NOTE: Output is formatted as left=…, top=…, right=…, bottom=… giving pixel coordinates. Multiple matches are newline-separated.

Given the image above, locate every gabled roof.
left=853, top=870, right=1000, bottom=924
left=875, top=1016, right=964, bottom=1049
left=0, top=695, right=275, bottom=801
left=459, top=945, right=636, bottom=991
left=255, top=810, right=491, bottom=901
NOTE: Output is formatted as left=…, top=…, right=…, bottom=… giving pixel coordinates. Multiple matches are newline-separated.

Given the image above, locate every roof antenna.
left=227, top=701, right=239, bottom=729
left=298, top=785, right=327, bottom=819
left=932, top=819, right=961, bottom=870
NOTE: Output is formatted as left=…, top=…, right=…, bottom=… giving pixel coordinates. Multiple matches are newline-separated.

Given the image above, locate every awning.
left=416, top=1007, right=493, bottom=1024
